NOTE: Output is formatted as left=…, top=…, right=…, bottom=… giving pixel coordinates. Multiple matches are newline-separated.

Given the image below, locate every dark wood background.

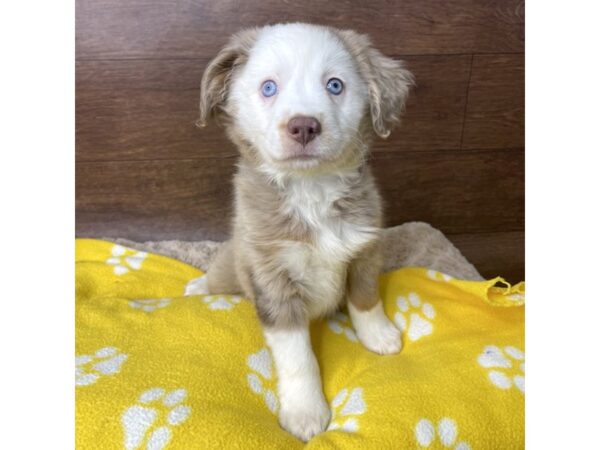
left=76, top=0, right=525, bottom=282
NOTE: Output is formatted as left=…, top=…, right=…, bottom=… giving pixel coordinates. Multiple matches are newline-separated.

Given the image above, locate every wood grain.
left=76, top=0, right=524, bottom=59
left=461, top=54, right=525, bottom=149
left=449, top=231, right=524, bottom=283
left=76, top=55, right=471, bottom=162
left=371, top=148, right=524, bottom=232
left=76, top=148, right=523, bottom=241
left=76, top=157, right=236, bottom=241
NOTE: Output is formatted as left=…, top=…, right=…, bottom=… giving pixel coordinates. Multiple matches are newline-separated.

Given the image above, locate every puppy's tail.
left=206, top=240, right=242, bottom=295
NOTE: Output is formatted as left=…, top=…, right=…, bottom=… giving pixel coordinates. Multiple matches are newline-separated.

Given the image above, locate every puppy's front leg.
left=347, top=244, right=402, bottom=355
left=264, top=326, right=330, bottom=441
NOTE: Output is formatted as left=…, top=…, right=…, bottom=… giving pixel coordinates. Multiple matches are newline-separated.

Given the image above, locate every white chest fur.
left=282, top=175, right=377, bottom=258
left=277, top=174, right=378, bottom=318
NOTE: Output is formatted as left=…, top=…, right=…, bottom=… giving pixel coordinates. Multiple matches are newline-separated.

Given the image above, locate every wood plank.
left=76, top=148, right=524, bottom=241
left=395, top=55, right=471, bottom=152
left=76, top=0, right=524, bottom=59
left=76, top=59, right=205, bottom=91
left=76, top=88, right=238, bottom=162
left=76, top=157, right=237, bottom=241
left=372, top=148, right=524, bottom=232
left=76, top=55, right=471, bottom=162
left=448, top=231, right=524, bottom=283
left=462, top=54, right=524, bottom=149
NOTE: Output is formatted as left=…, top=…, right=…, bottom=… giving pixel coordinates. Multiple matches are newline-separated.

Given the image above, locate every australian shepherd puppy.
left=196, top=23, right=414, bottom=441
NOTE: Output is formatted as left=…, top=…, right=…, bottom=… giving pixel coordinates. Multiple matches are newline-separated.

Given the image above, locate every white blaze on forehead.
left=249, top=24, right=359, bottom=79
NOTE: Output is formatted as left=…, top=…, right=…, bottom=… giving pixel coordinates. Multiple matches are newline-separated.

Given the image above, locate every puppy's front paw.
left=349, top=302, right=402, bottom=355
left=278, top=395, right=330, bottom=442
left=357, top=317, right=402, bottom=355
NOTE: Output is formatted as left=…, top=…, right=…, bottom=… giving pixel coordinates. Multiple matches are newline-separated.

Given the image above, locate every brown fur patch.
left=198, top=28, right=259, bottom=127
left=346, top=240, right=384, bottom=311
left=334, top=29, right=415, bottom=138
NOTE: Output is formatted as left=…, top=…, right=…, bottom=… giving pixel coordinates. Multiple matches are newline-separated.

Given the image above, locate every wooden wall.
left=76, top=0, right=525, bottom=281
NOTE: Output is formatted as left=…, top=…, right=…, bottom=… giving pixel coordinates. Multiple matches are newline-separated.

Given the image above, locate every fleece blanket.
left=76, top=239, right=525, bottom=449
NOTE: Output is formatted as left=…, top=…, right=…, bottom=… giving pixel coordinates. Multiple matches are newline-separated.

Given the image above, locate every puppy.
left=197, top=23, right=414, bottom=441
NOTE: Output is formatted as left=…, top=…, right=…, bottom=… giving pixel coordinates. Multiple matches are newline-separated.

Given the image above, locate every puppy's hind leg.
left=185, top=240, right=242, bottom=295
left=206, top=240, right=242, bottom=294
left=347, top=243, right=402, bottom=355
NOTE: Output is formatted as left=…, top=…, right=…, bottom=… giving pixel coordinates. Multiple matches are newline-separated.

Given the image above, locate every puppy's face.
left=200, top=24, right=414, bottom=174
left=228, top=25, right=369, bottom=171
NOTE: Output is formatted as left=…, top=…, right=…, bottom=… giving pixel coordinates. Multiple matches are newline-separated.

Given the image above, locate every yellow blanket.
left=76, top=239, right=524, bottom=449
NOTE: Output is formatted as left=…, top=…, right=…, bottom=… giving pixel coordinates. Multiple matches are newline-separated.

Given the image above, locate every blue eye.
left=261, top=80, right=278, bottom=97
left=326, top=78, right=344, bottom=95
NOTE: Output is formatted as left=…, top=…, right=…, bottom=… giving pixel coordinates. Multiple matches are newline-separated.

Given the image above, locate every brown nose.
left=287, top=116, right=321, bottom=145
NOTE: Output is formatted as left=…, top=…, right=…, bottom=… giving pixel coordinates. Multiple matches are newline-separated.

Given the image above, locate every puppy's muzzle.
left=287, top=116, right=321, bottom=146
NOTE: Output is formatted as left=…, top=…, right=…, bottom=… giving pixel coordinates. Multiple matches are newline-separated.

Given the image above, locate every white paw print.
left=184, top=275, right=243, bottom=310
left=507, top=293, right=525, bottom=303
left=246, top=348, right=278, bottom=414
left=106, top=244, right=148, bottom=276
left=129, top=298, right=171, bottom=312
left=427, top=269, right=454, bottom=282
left=394, top=293, right=436, bottom=341
left=477, top=345, right=525, bottom=392
left=75, top=347, right=128, bottom=386
left=122, top=388, right=192, bottom=450
left=327, top=312, right=358, bottom=342
left=415, top=417, right=471, bottom=449
left=201, top=295, right=242, bottom=310
left=327, top=387, right=367, bottom=433
left=184, top=275, right=208, bottom=296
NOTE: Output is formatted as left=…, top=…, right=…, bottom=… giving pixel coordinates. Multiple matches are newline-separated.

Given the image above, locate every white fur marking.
left=264, top=327, right=330, bottom=441
left=348, top=302, right=401, bottom=354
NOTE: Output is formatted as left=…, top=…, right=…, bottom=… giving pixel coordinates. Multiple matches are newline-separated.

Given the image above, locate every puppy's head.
left=199, top=23, right=414, bottom=174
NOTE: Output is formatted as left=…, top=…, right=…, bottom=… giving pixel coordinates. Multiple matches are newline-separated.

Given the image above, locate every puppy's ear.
left=197, top=28, right=258, bottom=127
left=336, top=30, right=415, bottom=138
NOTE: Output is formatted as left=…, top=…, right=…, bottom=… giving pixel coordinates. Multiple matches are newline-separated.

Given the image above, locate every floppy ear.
left=336, top=30, right=415, bottom=138
left=197, top=28, right=258, bottom=127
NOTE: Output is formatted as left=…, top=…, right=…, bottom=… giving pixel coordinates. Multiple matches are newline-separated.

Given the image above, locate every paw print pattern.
left=415, top=417, right=471, bottom=449
left=477, top=345, right=525, bottom=392
left=327, top=387, right=367, bottom=433
left=184, top=275, right=243, bottom=310
left=327, top=312, right=358, bottom=342
left=106, top=244, right=148, bottom=276
left=184, top=275, right=208, bottom=296
left=128, top=298, right=171, bottom=312
left=201, top=295, right=242, bottom=310
left=427, top=269, right=454, bottom=282
left=122, top=388, right=192, bottom=450
left=75, top=347, right=128, bottom=386
left=246, top=348, right=278, bottom=414
left=506, top=293, right=525, bottom=303
left=394, top=293, right=436, bottom=341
